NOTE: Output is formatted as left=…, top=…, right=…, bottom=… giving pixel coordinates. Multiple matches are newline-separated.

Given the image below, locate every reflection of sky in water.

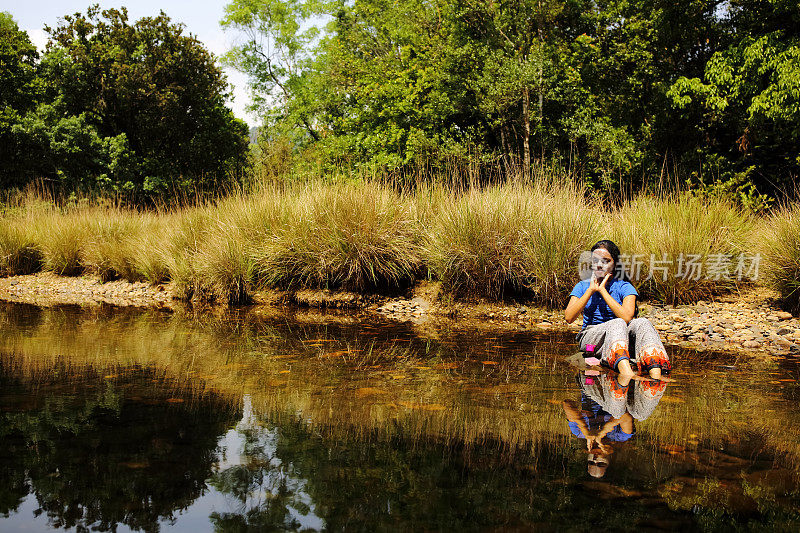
left=210, top=395, right=326, bottom=532
left=1, top=396, right=325, bottom=533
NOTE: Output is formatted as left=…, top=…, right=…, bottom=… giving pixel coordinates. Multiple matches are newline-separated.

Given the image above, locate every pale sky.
left=2, top=0, right=258, bottom=127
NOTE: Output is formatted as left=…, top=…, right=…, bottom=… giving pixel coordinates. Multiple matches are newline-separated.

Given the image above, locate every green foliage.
left=223, top=0, right=799, bottom=201
left=0, top=6, right=249, bottom=200
left=0, top=12, right=42, bottom=188
left=38, top=6, right=249, bottom=197
left=667, top=0, right=800, bottom=197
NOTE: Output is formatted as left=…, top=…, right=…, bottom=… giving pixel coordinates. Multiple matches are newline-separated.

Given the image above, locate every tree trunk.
left=522, top=86, right=531, bottom=182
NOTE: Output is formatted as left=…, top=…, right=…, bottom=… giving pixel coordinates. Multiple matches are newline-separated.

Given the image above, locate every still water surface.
left=0, top=302, right=799, bottom=531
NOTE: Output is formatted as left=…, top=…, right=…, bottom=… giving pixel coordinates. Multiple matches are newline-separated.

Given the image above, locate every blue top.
left=569, top=278, right=638, bottom=330
left=568, top=418, right=635, bottom=442
left=568, top=392, right=636, bottom=442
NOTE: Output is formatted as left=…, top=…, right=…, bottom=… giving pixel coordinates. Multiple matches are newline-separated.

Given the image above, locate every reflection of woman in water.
left=564, top=240, right=673, bottom=381
left=562, top=372, right=668, bottom=478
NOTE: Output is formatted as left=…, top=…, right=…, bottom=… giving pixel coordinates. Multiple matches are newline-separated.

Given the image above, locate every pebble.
left=0, top=272, right=172, bottom=310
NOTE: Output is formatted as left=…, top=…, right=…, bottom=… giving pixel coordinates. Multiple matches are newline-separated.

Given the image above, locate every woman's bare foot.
left=649, top=368, right=675, bottom=382
left=616, top=359, right=636, bottom=377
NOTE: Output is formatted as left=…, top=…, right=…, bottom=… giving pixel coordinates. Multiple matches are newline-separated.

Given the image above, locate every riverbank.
left=1, top=272, right=797, bottom=358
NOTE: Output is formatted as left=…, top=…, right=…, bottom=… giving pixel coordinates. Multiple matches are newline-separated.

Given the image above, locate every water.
left=0, top=302, right=799, bottom=532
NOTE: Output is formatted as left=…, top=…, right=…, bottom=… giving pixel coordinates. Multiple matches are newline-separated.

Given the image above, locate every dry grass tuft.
left=756, top=203, right=800, bottom=313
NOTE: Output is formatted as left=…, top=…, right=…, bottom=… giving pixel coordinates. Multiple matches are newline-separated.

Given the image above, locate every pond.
left=0, top=302, right=799, bottom=532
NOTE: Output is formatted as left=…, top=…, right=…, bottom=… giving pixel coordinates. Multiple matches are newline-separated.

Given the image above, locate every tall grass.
left=254, top=182, right=421, bottom=291
left=34, top=210, right=92, bottom=275
left=756, top=203, right=800, bottom=312
left=0, top=219, right=41, bottom=276
left=424, top=180, right=600, bottom=305
left=0, top=179, right=784, bottom=307
left=609, top=194, right=755, bottom=304
left=80, top=209, right=144, bottom=282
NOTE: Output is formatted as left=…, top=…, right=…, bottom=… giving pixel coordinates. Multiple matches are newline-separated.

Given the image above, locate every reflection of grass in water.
left=1, top=305, right=800, bottom=472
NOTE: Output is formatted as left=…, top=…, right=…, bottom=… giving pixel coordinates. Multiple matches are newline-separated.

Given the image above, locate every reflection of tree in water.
left=0, top=370, right=235, bottom=532
left=208, top=397, right=318, bottom=531
left=210, top=406, right=692, bottom=531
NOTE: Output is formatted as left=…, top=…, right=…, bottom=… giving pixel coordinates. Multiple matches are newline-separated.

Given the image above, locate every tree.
left=667, top=0, right=799, bottom=199
left=36, top=5, right=249, bottom=196
left=0, top=12, right=41, bottom=188
left=221, top=0, right=332, bottom=147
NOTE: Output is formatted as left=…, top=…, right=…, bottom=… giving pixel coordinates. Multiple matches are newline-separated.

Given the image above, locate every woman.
left=562, top=370, right=669, bottom=478
left=565, top=240, right=672, bottom=381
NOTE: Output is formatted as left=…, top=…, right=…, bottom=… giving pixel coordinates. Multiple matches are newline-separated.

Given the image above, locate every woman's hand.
left=586, top=434, right=609, bottom=454
left=589, top=273, right=611, bottom=294
left=565, top=273, right=611, bottom=324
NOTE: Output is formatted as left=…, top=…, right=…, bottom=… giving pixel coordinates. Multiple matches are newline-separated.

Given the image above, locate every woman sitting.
left=564, top=240, right=673, bottom=381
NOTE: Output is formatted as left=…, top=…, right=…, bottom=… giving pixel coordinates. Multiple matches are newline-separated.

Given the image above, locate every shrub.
left=609, top=194, right=755, bottom=304
left=255, top=182, right=420, bottom=291
left=756, top=204, right=800, bottom=313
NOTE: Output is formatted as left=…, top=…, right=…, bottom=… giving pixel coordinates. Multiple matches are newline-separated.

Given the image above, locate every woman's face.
left=591, top=248, right=615, bottom=281
left=587, top=453, right=610, bottom=478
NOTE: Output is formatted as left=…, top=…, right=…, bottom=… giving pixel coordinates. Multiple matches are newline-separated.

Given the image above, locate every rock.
left=517, top=307, right=527, bottom=314
left=733, top=323, right=747, bottom=330
left=773, top=337, right=793, bottom=348
left=766, top=315, right=780, bottom=321
left=742, top=340, right=761, bottom=348
left=776, top=311, right=793, bottom=320
left=670, top=314, right=686, bottom=323
left=777, top=327, right=793, bottom=336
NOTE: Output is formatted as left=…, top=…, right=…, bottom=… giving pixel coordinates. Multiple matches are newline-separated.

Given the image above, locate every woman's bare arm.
left=598, top=292, right=636, bottom=323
